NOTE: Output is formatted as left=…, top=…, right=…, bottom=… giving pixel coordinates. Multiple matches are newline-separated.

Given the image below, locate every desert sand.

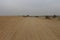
left=0, top=16, right=60, bottom=40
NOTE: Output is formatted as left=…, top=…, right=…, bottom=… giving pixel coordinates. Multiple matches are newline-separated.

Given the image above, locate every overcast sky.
left=0, top=0, right=60, bottom=16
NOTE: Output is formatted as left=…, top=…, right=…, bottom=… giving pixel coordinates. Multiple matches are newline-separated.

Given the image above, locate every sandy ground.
left=0, top=16, right=60, bottom=40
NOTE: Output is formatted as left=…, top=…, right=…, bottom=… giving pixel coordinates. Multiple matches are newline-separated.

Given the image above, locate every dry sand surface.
left=0, top=16, right=60, bottom=40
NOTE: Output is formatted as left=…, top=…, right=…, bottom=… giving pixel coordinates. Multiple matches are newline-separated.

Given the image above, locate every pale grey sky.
left=0, top=0, right=60, bottom=16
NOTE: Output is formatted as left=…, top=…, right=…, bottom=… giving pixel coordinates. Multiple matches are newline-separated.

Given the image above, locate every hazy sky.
left=0, top=0, right=60, bottom=16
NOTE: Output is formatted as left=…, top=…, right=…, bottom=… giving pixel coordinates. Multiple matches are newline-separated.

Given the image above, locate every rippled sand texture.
left=0, top=16, right=60, bottom=40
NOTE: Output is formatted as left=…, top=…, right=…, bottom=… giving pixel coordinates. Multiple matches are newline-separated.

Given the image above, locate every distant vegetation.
left=52, top=15, right=57, bottom=18
left=45, top=16, right=50, bottom=19
left=57, top=16, right=60, bottom=21
left=22, top=15, right=60, bottom=21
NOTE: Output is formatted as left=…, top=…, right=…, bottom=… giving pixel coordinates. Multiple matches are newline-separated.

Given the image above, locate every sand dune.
left=0, top=16, right=60, bottom=40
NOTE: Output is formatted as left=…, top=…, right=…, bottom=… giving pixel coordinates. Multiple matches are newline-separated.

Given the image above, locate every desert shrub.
left=53, top=15, right=56, bottom=18
left=35, top=16, right=39, bottom=17
left=57, top=16, right=60, bottom=21
left=27, top=15, right=29, bottom=17
left=45, top=16, right=50, bottom=19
